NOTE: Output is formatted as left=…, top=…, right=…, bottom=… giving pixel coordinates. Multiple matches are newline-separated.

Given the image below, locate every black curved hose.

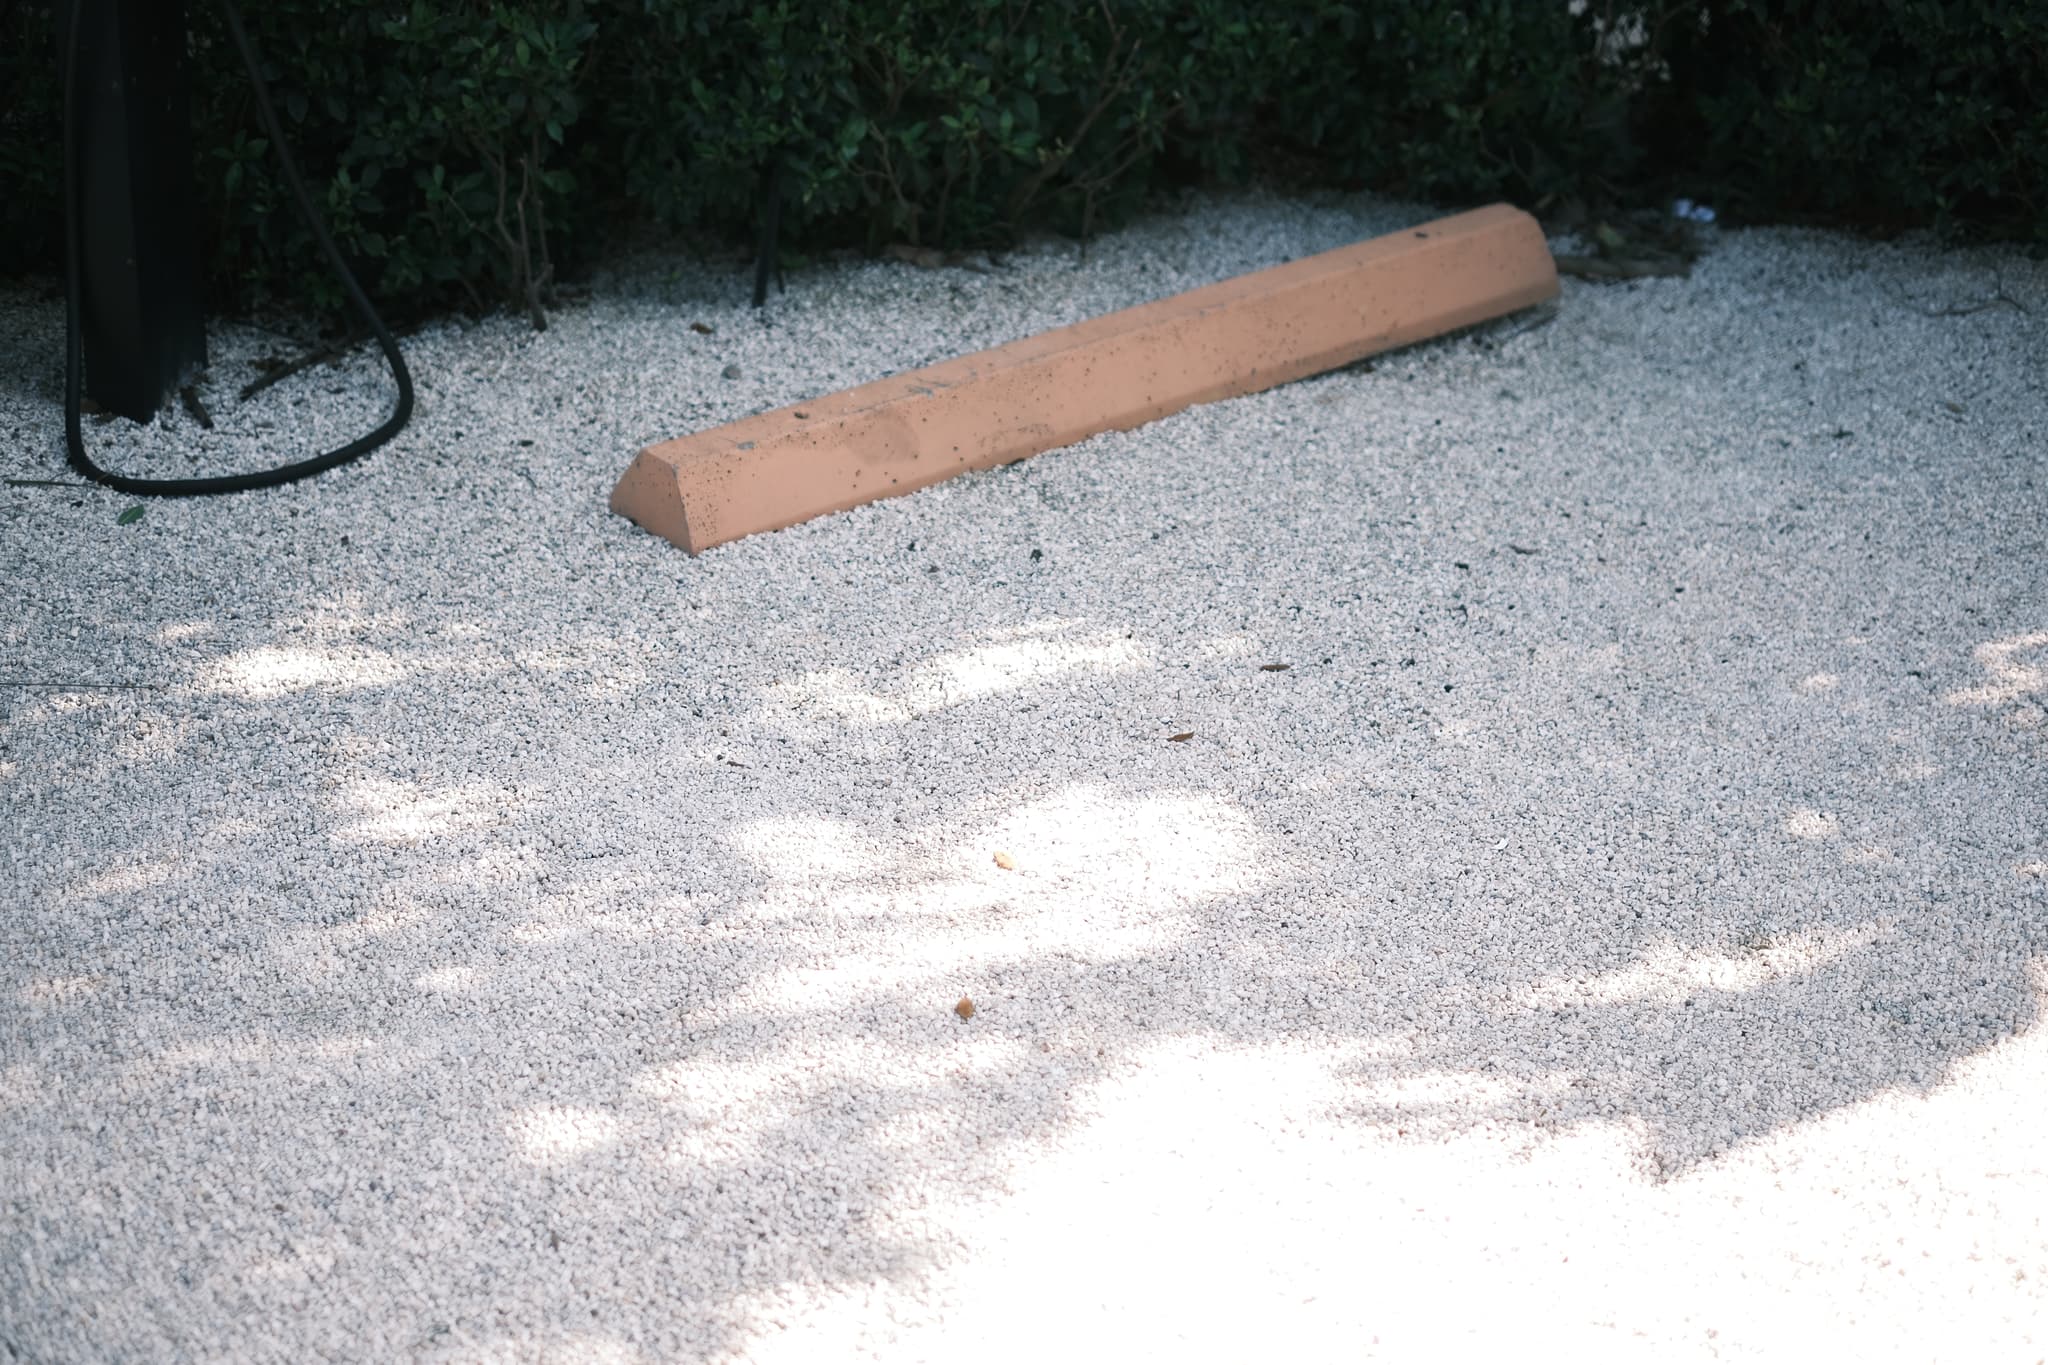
left=62, top=0, right=413, bottom=495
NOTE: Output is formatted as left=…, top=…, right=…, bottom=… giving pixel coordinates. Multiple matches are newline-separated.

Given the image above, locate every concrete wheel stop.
left=611, top=203, right=1559, bottom=554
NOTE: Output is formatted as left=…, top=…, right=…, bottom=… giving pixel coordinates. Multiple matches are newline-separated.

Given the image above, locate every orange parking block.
left=611, top=203, right=1558, bottom=554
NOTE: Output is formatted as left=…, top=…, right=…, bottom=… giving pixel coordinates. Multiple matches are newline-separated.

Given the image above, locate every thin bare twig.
left=1925, top=293, right=2028, bottom=318
left=179, top=385, right=214, bottom=429
left=238, top=319, right=427, bottom=402
left=1894, top=269, right=2033, bottom=318
left=238, top=342, right=349, bottom=401
left=0, top=681, right=162, bottom=690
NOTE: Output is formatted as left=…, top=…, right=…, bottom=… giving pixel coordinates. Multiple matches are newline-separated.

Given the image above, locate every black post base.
left=64, top=0, right=205, bottom=424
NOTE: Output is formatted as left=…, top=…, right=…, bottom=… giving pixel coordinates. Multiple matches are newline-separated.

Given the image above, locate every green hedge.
left=1, top=2, right=2040, bottom=326
left=1, top=3, right=66, bottom=272
left=1649, top=0, right=2047, bottom=236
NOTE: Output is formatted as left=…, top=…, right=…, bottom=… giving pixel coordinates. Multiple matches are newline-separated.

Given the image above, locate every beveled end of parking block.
left=612, top=203, right=1558, bottom=554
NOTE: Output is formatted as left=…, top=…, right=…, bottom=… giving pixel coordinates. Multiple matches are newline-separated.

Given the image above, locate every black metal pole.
left=61, top=0, right=415, bottom=496
left=62, top=0, right=206, bottom=423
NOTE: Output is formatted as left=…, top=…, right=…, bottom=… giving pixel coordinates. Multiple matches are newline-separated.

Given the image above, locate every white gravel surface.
left=3, top=189, right=2046, bottom=1363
